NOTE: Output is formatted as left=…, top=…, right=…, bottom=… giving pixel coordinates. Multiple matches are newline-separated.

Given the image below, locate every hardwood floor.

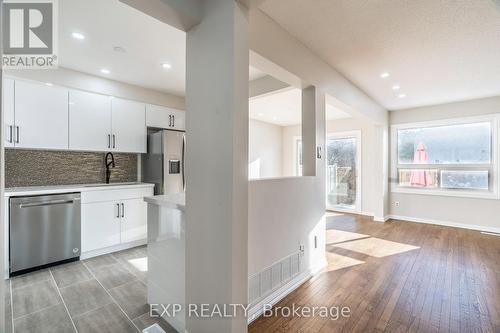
left=249, top=213, right=500, bottom=333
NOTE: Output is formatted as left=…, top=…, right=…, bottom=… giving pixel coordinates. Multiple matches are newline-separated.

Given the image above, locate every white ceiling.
left=250, top=88, right=351, bottom=126
left=59, top=0, right=265, bottom=96
left=259, top=0, right=500, bottom=110
left=59, top=0, right=186, bottom=95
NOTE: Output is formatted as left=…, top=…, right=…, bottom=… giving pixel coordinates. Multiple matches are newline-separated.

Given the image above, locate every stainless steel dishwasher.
left=10, top=193, right=81, bottom=274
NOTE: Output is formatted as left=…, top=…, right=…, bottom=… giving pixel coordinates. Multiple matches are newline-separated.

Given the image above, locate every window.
left=392, top=117, right=498, bottom=198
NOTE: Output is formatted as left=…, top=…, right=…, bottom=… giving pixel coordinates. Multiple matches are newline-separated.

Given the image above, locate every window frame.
left=390, top=114, right=499, bottom=199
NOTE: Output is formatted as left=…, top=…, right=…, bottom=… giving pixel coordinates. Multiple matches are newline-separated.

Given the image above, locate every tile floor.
left=4, top=246, right=177, bottom=333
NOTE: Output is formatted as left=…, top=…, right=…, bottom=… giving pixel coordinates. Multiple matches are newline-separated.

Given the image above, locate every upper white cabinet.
left=14, top=80, right=69, bottom=150
left=112, top=98, right=146, bottom=153
left=3, top=79, right=15, bottom=148
left=4, top=78, right=150, bottom=153
left=146, top=104, right=185, bottom=131
left=69, top=90, right=112, bottom=151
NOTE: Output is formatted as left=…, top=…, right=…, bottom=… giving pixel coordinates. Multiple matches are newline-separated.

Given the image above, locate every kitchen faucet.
left=105, top=152, right=115, bottom=184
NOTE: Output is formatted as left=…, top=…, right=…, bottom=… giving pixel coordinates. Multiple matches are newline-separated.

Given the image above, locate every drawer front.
left=81, top=187, right=153, bottom=204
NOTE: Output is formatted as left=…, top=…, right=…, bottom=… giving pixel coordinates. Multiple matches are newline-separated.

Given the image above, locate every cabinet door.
left=15, top=80, right=69, bottom=149
left=111, top=98, right=146, bottom=153
left=146, top=104, right=185, bottom=131
left=171, top=110, right=185, bottom=131
left=120, top=198, right=147, bottom=243
left=69, top=90, right=112, bottom=151
left=82, top=202, right=121, bottom=252
left=3, top=79, right=15, bottom=147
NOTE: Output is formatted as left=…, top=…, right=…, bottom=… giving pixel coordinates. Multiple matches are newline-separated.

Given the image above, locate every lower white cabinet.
left=82, top=201, right=121, bottom=252
left=81, top=187, right=152, bottom=254
left=121, top=198, right=148, bottom=243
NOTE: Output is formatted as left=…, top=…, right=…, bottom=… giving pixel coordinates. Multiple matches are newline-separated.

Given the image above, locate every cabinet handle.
left=121, top=203, right=124, bottom=218
left=9, top=125, right=13, bottom=143
left=172, top=115, right=175, bottom=127
left=15, top=126, right=19, bottom=143
left=169, top=115, right=172, bottom=127
left=112, top=134, right=116, bottom=149
left=108, top=134, right=111, bottom=149
left=116, top=203, right=120, bottom=218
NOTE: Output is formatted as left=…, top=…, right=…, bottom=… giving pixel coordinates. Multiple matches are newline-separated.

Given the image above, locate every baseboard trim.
left=247, top=260, right=327, bottom=324
left=80, top=239, right=146, bottom=260
left=373, top=216, right=389, bottom=222
left=387, top=215, right=500, bottom=234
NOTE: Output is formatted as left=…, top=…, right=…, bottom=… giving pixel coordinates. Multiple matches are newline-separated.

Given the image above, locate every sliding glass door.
left=326, top=131, right=361, bottom=212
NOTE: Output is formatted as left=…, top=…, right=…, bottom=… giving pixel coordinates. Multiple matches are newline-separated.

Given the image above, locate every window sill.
left=391, top=186, right=499, bottom=200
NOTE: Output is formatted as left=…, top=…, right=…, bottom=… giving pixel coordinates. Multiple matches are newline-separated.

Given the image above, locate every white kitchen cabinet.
left=112, top=98, right=146, bottom=153
left=69, top=90, right=112, bottom=151
left=121, top=198, right=148, bottom=243
left=3, top=78, right=15, bottom=147
left=14, top=80, right=69, bottom=150
left=146, top=104, right=185, bottom=131
left=171, top=109, right=185, bottom=131
left=81, top=186, right=153, bottom=256
left=81, top=201, right=121, bottom=252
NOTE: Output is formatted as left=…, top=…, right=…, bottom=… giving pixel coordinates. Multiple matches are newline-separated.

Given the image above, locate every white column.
left=185, top=1, right=249, bottom=332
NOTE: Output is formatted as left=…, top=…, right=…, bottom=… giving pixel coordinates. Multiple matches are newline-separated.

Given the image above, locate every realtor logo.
left=2, top=0, right=58, bottom=68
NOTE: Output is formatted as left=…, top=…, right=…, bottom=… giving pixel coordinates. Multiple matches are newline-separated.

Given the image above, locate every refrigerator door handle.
left=182, top=133, right=186, bottom=191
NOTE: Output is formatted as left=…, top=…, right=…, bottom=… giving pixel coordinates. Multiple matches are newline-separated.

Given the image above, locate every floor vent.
left=248, top=252, right=301, bottom=305
left=143, top=323, right=167, bottom=333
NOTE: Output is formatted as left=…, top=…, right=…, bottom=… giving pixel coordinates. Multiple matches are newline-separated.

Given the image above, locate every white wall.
left=249, top=119, right=283, bottom=179
left=389, top=96, right=500, bottom=232
left=5, top=67, right=186, bottom=110
left=281, top=125, right=300, bottom=177
left=248, top=87, right=326, bottom=278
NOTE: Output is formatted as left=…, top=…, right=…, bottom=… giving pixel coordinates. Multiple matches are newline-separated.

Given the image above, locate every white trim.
left=388, top=214, right=500, bottom=234
left=326, top=130, right=362, bottom=213
left=390, top=114, right=500, bottom=199
left=247, top=259, right=326, bottom=324
left=373, top=216, right=389, bottom=222
left=80, top=239, right=146, bottom=260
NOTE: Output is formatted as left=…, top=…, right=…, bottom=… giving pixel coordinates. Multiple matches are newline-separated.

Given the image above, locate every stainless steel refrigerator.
left=142, top=129, right=185, bottom=195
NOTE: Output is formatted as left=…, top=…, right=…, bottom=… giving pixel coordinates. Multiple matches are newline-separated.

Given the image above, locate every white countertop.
left=144, top=193, right=185, bottom=211
left=5, top=182, right=155, bottom=197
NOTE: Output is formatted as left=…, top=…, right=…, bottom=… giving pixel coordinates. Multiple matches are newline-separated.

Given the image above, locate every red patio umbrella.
left=410, top=142, right=432, bottom=187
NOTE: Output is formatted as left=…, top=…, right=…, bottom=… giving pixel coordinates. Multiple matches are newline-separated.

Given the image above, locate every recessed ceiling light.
left=72, top=32, right=85, bottom=40
left=101, top=68, right=110, bottom=74
left=272, top=116, right=278, bottom=120
left=258, top=113, right=264, bottom=116
left=398, top=94, right=407, bottom=98
left=45, top=82, right=53, bottom=86
left=380, top=72, right=390, bottom=79
left=162, top=63, right=172, bottom=69
left=392, top=85, right=400, bottom=90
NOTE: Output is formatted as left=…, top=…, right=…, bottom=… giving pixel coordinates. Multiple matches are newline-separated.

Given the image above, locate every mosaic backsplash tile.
left=5, top=149, right=138, bottom=188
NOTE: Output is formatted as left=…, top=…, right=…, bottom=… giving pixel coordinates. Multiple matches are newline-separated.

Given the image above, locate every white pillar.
left=185, top=1, right=249, bottom=332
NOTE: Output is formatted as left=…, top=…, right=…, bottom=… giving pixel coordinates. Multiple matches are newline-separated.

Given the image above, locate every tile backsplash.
left=5, top=149, right=138, bottom=188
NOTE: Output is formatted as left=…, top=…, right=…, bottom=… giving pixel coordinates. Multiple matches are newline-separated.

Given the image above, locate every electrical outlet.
left=395, top=201, right=400, bottom=207
left=299, top=244, right=305, bottom=255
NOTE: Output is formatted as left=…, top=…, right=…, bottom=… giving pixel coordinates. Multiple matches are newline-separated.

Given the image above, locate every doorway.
left=326, top=131, right=361, bottom=212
